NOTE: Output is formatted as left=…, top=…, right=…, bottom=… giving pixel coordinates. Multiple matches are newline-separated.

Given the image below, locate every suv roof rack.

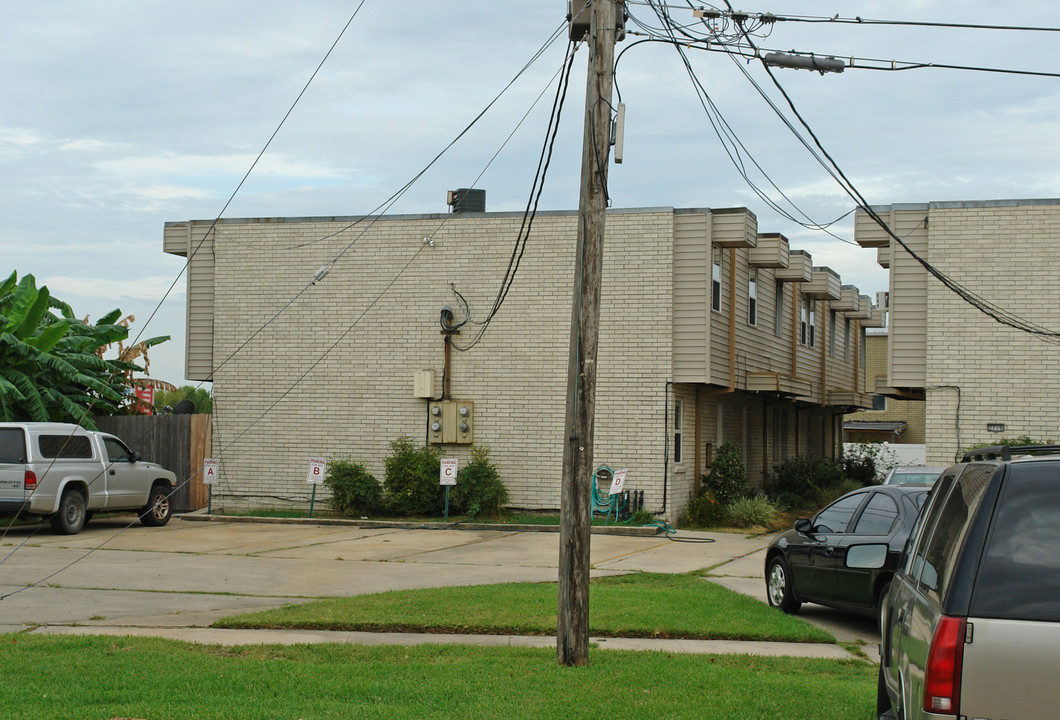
left=962, top=444, right=1060, bottom=462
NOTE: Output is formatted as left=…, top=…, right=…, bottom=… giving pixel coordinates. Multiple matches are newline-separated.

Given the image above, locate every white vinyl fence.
left=843, top=443, right=927, bottom=479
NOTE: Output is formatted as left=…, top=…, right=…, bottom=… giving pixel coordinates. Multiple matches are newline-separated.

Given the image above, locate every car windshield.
left=886, top=467, right=944, bottom=485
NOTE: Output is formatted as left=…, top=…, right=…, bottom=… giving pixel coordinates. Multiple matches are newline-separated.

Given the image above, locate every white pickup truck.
left=0, top=422, right=177, bottom=534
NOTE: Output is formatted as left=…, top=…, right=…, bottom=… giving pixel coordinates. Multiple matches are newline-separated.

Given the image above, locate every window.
left=813, top=492, right=867, bottom=534
left=773, top=280, right=785, bottom=337
left=853, top=493, right=899, bottom=535
left=38, top=435, right=93, bottom=459
left=808, top=300, right=816, bottom=347
left=103, top=437, right=134, bottom=463
left=0, top=429, right=26, bottom=464
left=913, top=465, right=992, bottom=604
left=748, top=269, right=758, bottom=326
left=872, top=395, right=886, bottom=411
left=828, top=311, right=837, bottom=356
left=800, top=296, right=815, bottom=346
left=673, top=399, right=683, bottom=463
left=843, top=318, right=851, bottom=361
left=970, top=462, right=1060, bottom=622
left=711, top=248, right=722, bottom=312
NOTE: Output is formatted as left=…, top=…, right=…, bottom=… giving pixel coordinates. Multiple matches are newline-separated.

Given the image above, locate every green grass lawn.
left=215, top=572, right=833, bottom=644
left=0, top=634, right=875, bottom=720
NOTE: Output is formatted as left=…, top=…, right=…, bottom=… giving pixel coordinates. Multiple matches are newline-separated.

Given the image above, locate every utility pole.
left=558, top=0, right=619, bottom=667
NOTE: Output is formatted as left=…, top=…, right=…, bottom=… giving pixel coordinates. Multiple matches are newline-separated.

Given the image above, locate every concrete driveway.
left=0, top=517, right=763, bottom=631
left=0, top=517, right=878, bottom=652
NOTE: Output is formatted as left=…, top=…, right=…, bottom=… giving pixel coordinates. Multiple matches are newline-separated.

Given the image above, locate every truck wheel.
left=766, top=556, right=801, bottom=614
left=50, top=490, right=86, bottom=535
left=140, top=485, right=172, bottom=527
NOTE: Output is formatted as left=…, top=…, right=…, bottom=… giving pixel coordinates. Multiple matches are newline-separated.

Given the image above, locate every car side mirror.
left=846, top=543, right=888, bottom=569
left=794, top=518, right=813, bottom=535
left=131, top=451, right=142, bottom=463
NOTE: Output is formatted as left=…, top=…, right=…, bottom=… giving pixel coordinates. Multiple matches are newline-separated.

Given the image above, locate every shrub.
left=383, top=437, right=442, bottom=516
left=725, top=494, right=779, bottom=529
left=768, top=456, right=845, bottom=508
left=684, top=489, right=727, bottom=528
left=965, top=435, right=1053, bottom=454
left=704, top=442, right=747, bottom=505
left=324, top=458, right=382, bottom=517
left=452, top=445, right=508, bottom=519
left=842, top=444, right=883, bottom=485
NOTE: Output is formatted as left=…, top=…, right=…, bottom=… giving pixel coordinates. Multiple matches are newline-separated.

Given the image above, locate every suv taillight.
left=924, top=615, right=966, bottom=715
left=24, top=470, right=37, bottom=491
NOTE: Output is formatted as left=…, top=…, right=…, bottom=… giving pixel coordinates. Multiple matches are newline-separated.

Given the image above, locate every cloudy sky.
left=4, top=1, right=1059, bottom=386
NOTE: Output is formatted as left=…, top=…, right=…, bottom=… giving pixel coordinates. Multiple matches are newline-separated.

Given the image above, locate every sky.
left=4, top=0, right=1060, bottom=386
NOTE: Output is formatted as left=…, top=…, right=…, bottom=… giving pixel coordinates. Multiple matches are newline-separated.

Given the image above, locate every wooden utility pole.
left=558, top=0, right=619, bottom=667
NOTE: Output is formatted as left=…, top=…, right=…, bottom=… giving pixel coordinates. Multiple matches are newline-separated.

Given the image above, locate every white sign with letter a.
left=203, top=458, right=219, bottom=485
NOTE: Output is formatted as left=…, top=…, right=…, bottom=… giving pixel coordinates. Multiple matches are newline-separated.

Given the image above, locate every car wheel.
left=766, top=556, right=801, bottom=614
left=50, top=490, right=86, bottom=535
left=140, top=485, right=172, bottom=527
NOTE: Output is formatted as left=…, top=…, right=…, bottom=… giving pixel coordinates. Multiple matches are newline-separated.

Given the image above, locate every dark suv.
left=877, top=445, right=1060, bottom=719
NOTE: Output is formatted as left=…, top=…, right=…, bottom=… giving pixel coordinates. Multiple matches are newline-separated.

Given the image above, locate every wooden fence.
left=91, top=414, right=212, bottom=513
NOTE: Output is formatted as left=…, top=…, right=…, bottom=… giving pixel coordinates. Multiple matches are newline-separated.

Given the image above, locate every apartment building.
left=854, top=198, right=1060, bottom=464
left=165, top=204, right=880, bottom=519
left=844, top=329, right=926, bottom=444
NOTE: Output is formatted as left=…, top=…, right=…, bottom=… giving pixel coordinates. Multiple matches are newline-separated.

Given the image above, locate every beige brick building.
left=854, top=199, right=1060, bottom=464
left=165, top=205, right=879, bottom=520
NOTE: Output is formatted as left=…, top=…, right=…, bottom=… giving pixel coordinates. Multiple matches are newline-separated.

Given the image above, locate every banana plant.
left=0, top=271, right=169, bottom=429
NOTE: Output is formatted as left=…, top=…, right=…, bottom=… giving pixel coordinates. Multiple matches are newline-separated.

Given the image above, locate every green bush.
left=842, top=444, right=882, bottom=485
left=452, top=446, right=508, bottom=519
left=684, top=489, right=727, bottom=528
left=703, top=442, right=747, bottom=505
left=768, top=456, right=845, bottom=509
left=725, top=494, right=779, bottom=529
left=324, top=458, right=382, bottom=517
left=965, top=435, right=1053, bottom=454
left=383, top=437, right=442, bottom=516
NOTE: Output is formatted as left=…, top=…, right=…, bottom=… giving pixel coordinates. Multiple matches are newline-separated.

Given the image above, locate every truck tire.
left=50, top=490, right=86, bottom=535
left=140, top=485, right=172, bottom=527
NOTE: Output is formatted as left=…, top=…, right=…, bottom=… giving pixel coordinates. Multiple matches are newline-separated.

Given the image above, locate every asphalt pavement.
left=0, top=515, right=877, bottom=661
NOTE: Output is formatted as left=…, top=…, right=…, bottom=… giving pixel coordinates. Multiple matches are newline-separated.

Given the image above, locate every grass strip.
left=0, top=634, right=874, bottom=720
left=214, top=572, right=833, bottom=644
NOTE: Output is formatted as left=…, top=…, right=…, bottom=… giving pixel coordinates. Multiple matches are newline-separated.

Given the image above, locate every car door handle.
left=109, top=469, right=115, bottom=475
left=896, top=609, right=905, bottom=625
left=824, top=547, right=835, bottom=557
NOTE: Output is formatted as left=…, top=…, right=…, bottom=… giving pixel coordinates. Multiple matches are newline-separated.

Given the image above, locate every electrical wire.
left=710, top=1, right=1060, bottom=343
left=451, top=38, right=580, bottom=352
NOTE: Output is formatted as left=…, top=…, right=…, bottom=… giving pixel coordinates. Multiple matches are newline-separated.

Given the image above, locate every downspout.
left=820, top=301, right=828, bottom=405
left=661, top=381, right=672, bottom=515
left=728, top=248, right=737, bottom=392
left=694, top=387, right=703, bottom=493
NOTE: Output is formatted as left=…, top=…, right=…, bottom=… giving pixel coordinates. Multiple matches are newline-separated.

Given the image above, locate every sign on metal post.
left=307, top=457, right=327, bottom=518
left=203, top=458, right=219, bottom=485
left=440, top=458, right=458, bottom=521
left=609, top=469, right=627, bottom=496
left=440, top=458, right=458, bottom=486
left=306, top=457, right=327, bottom=485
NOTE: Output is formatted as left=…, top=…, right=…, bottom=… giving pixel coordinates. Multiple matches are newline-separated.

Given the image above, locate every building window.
left=674, top=399, right=683, bottom=463
left=800, top=296, right=810, bottom=345
left=809, top=300, right=816, bottom=347
left=774, top=280, right=784, bottom=337
left=843, top=318, right=851, bottom=361
left=872, top=395, right=887, bottom=411
left=748, top=269, right=758, bottom=326
left=829, top=310, right=837, bottom=356
left=711, top=248, right=722, bottom=313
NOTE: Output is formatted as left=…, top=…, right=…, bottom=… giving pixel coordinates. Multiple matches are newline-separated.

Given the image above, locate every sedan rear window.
left=970, top=462, right=1060, bottom=623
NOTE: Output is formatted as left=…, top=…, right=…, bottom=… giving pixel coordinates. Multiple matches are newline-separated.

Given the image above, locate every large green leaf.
left=94, top=309, right=122, bottom=326
left=14, top=285, right=50, bottom=340
left=25, top=319, right=69, bottom=353
left=2, top=275, right=39, bottom=335
left=5, top=369, right=48, bottom=421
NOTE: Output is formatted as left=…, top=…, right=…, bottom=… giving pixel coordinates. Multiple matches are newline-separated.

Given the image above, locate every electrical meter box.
left=428, top=400, right=474, bottom=445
